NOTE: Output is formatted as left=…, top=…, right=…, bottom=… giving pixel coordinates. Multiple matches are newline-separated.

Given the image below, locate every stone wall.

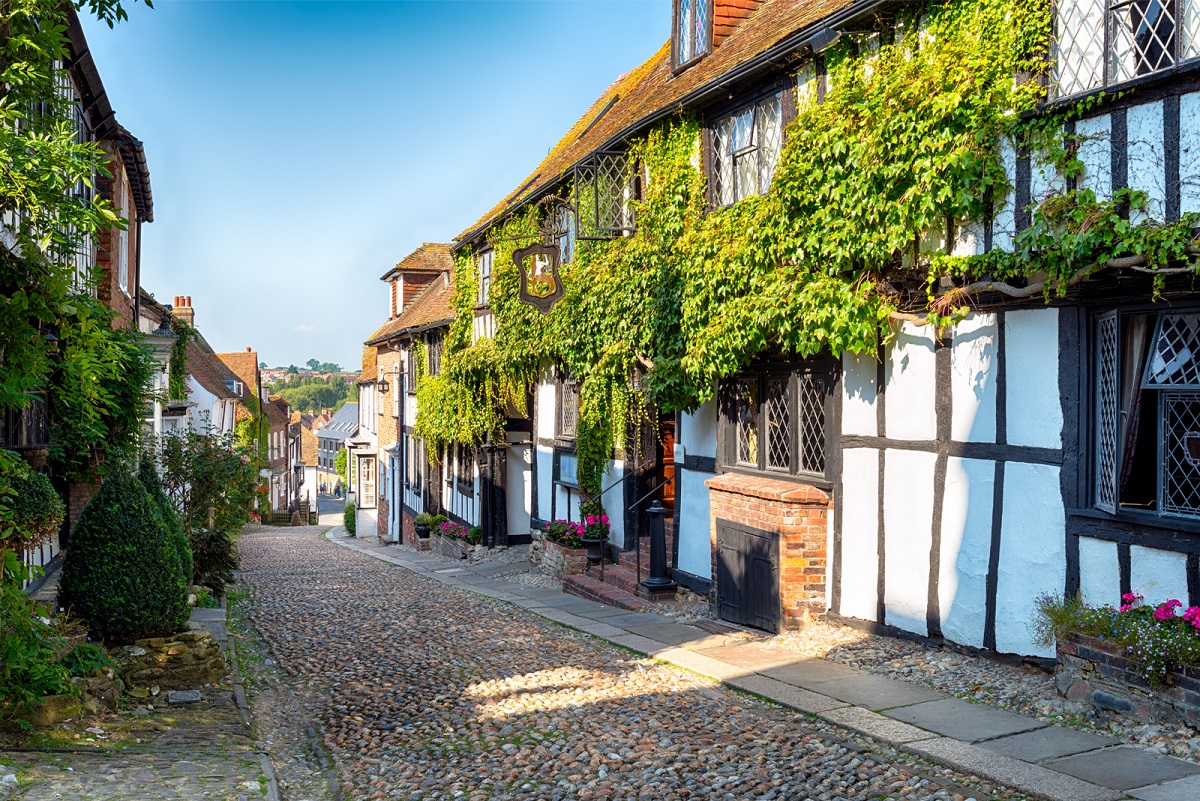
left=530, top=534, right=588, bottom=579
left=1057, top=633, right=1200, bottom=728
left=705, top=473, right=829, bottom=630
left=115, top=630, right=226, bottom=690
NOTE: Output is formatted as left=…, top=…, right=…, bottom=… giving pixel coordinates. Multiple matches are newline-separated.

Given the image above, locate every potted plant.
left=436, top=519, right=471, bottom=559
left=575, top=501, right=610, bottom=567
left=414, top=512, right=434, bottom=539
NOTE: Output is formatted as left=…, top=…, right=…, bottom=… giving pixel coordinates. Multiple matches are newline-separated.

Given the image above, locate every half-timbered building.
left=369, top=0, right=1200, bottom=658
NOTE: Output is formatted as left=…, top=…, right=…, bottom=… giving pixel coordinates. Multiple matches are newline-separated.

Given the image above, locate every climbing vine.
left=415, top=0, right=1200, bottom=495
left=168, top=320, right=193, bottom=400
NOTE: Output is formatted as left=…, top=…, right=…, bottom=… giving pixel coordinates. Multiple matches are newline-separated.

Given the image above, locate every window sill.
left=1068, top=507, right=1200, bottom=536
left=705, top=471, right=830, bottom=504
left=1036, top=58, right=1200, bottom=116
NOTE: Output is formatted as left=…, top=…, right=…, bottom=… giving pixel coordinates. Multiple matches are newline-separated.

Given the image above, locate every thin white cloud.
left=294, top=324, right=317, bottom=333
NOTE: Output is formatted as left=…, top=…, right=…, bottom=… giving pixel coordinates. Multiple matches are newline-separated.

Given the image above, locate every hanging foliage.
left=412, top=0, right=1200, bottom=495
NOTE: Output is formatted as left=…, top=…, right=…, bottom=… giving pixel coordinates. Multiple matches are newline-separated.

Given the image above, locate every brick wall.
left=705, top=473, right=829, bottom=630
left=376, top=349, right=400, bottom=450
left=713, top=0, right=765, bottom=46
left=68, top=477, right=102, bottom=533
left=94, top=150, right=137, bottom=330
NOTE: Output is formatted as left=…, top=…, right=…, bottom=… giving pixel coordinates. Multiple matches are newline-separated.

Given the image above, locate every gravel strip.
left=239, top=526, right=1033, bottom=801
left=768, top=620, right=1200, bottom=764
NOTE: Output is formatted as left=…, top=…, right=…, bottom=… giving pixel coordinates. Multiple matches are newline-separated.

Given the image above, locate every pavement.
left=327, top=528, right=1200, bottom=801
left=1, top=605, right=278, bottom=801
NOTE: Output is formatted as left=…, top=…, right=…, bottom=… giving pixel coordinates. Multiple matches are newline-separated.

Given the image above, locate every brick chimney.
left=173, top=295, right=195, bottom=327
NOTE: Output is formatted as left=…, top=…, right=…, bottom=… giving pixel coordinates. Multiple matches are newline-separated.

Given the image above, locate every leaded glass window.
left=1051, top=0, right=1200, bottom=97
left=573, top=152, right=635, bottom=239
left=558, top=377, right=578, bottom=439
left=1093, top=310, right=1200, bottom=520
left=712, top=92, right=784, bottom=207
left=675, top=0, right=712, bottom=67
left=723, top=364, right=830, bottom=480
left=477, top=250, right=493, bottom=306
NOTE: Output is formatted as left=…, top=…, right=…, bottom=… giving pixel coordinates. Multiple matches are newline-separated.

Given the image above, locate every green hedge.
left=344, top=499, right=356, bottom=535
left=138, top=458, right=193, bottom=587
left=58, top=472, right=189, bottom=642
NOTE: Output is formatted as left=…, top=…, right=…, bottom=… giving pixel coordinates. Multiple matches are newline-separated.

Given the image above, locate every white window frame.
left=711, top=90, right=785, bottom=207
left=477, top=250, right=493, bottom=307
left=674, top=0, right=712, bottom=68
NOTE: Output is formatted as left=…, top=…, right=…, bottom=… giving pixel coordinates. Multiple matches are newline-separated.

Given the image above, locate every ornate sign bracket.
left=511, top=195, right=573, bottom=314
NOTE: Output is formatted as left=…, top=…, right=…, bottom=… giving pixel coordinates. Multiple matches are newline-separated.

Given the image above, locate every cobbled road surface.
left=238, top=527, right=1017, bottom=801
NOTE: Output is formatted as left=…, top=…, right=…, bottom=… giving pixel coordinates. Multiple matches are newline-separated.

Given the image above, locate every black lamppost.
left=641, top=499, right=676, bottom=595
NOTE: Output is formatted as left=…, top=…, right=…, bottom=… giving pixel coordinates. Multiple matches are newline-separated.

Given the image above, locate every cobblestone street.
left=236, top=526, right=1033, bottom=801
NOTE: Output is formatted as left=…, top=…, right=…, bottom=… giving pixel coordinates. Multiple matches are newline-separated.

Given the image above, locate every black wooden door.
left=716, top=521, right=780, bottom=632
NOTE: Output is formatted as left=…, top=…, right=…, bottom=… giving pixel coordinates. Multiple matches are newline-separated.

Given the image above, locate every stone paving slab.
left=618, top=621, right=714, bottom=647
left=606, top=632, right=670, bottom=655
left=905, top=737, right=1125, bottom=801
left=541, top=597, right=614, bottom=614
left=1044, top=746, right=1200, bottom=791
left=571, top=619, right=631, bottom=639
left=886, top=697, right=1045, bottom=743
left=725, top=673, right=849, bottom=714
left=980, top=725, right=1116, bottom=763
left=695, top=642, right=807, bottom=670
left=818, top=705, right=939, bottom=745
left=810, top=673, right=946, bottom=711
left=651, top=647, right=753, bottom=682
left=1129, top=773, right=1200, bottom=801
left=760, top=657, right=866, bottom=689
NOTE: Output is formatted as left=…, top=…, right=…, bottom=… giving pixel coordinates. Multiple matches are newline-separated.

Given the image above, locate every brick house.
left=316, top=403, right=358, bottom=496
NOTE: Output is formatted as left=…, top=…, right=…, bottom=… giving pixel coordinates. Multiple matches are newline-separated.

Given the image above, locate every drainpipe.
left=132, top=220, right=142, bottom=330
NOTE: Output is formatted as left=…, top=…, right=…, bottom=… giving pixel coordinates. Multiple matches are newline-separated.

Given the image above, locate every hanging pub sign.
left=512, top=243, right=565, bottom=314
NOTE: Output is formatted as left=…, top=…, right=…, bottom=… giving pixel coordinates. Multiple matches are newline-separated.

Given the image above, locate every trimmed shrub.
left=344, top=499, right=356, bottom=535
left=138, top=458, right=193, bottom=587
left=58, top=472, right=189, bottom=642
left=5, top=460, right=65, bottom=549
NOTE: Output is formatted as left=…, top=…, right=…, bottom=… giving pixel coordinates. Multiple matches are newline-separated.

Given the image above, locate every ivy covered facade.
left=366, top=0, right=1200, bottom=656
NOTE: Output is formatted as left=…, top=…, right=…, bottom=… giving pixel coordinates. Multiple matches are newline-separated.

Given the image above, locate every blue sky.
left=81, top=0, right=669, bottom=371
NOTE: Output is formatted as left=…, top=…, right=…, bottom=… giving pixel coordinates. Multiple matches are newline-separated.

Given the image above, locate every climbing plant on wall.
left=414, top=0, right=1200, bottom=495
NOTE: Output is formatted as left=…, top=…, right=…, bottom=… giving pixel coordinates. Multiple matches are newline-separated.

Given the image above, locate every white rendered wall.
left=1130, top=545, right=1190, bottom=605
left=950, top=314, right=998, bottom=443
left=676, top=403, right=716, bottom=579
left=885, top=323, right=937, bottom=441
left=1004, top=309, right=1062, bottom=449
left=1127, top=100, right=1166, bottom=223
left=992, top=137, right=1018, bottom=251
left=938, top=457, right=996, bottom=649
left=883, top=449, right=937, bottom=634
left=1078, top=538, right=1120, bottom=608
left=677, top=469, right=712, bottom=578
left=839, top=448, right=879, bottom=621
left=535, top=445, right=553, bottom=521
left=995, top=462, right=1065, bottom=657
left=1180, top=91, right=1200, bottom=215
left=1030, top=148, right=1067, bottom=207
left=536, top=377, right=556, bottom=440
left=842, top=352, right=878, bottom=437
left=1075, top=113, right=1112, bottom=201
left=680, top=400, right=717, bottom=458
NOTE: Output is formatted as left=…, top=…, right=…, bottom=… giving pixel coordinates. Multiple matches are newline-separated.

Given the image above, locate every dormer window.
left=674, top=0, right=713, bottom=68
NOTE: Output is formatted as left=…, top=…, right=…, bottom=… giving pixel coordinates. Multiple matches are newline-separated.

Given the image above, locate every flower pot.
left=581, top=536, right=605, bottom=567
left=19, top=447, right=50, bottom=471
left=415, top=523, right=430, bottom=539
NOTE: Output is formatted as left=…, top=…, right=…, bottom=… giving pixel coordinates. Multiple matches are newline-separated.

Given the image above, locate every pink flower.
left=1122, top=592, right=1140, bottom=604
left=600, top=514, right=609, bottom=524
left=1184, top=606, right=1200, bottom=625
left=1154, top=599, right=1183, bottom=620
left=1120, top=604, right=1133, bottom=612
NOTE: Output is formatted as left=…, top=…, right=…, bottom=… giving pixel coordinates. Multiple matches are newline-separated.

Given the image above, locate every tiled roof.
left=455, top=0, right=858, bottom=245
left=380, top=243, right=454, bottom=281
left=185, top=342, right=239, bottom=400
left=364, top=274, right=456, bottom=346
left=216, top=351, right=260, bottom=396
left=318, top=403, right=359, bottom=442
left=263, top=396, right=289, bottom=426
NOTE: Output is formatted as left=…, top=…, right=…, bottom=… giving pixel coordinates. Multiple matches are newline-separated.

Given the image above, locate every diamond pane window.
left=711, top=92, right=785, bottom=207
left=766, top=376, right=791, bottom=470
left=1161, top=392, right=1200, bottom=515
left=1111, top=0, right=1178, bottom=81
left=477, top=250, right=493, bottom=306
left=675, top=0, right=711, bottom=66
left=736, top=379, right=759, bottom=467
left=574, top=152, right=635, bottom=239
left=559, top=378, right=578, bottom=438
left=1053, top=0, right=1106, bottom=97
left=799, top=374, right=827, bottom=475
left=1143, top=314, right=1200, bottom=388
left=1096, top=313, right=1120, bottom=512
left=722, top=365, right=829, bottom=480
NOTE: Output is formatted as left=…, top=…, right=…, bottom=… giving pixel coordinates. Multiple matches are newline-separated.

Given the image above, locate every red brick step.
left=562, top=573, right=652, bottom=612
